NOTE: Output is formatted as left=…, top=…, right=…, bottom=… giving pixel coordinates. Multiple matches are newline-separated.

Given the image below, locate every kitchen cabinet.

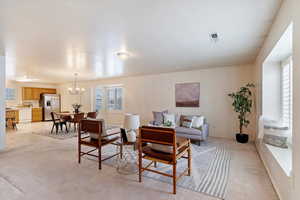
left=22, top=87, right=34, bottom=100
left=43, top=88, right=56, bottom=94
left=22, top=87, right=56, bottom=100
left=32, top=108, right=43, bottom=122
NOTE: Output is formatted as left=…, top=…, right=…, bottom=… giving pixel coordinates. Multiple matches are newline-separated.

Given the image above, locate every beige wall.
left=254, top=0, right=300, bottom=199
left=59, top=64, right=256, bottom=140
left=5, top=81, right=58, bottom=107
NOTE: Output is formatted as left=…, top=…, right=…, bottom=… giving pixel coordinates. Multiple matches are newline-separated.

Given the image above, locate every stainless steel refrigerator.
left=40, top=94, right=61, bottom=121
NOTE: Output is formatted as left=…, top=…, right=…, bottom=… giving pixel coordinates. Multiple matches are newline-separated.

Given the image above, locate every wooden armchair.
left=138, top=126, right=191, bottom=194
left=78, top=119, right=122, bottom=170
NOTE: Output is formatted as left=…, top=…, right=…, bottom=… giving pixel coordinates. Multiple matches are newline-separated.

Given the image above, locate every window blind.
left=281, top=58, right=293, bottom=128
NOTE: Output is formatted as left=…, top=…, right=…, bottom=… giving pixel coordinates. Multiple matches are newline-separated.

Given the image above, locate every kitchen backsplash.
left=6, top=100, right=40, bottom=108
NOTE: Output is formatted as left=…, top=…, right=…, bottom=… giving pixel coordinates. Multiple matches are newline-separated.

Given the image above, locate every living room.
left=1, top=0, right=300, bottom=200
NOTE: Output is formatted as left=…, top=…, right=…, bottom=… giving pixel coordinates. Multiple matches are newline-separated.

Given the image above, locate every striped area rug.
left=197, top=146, right=231, bottom=199
left=143, top=142, right=231, bottom=199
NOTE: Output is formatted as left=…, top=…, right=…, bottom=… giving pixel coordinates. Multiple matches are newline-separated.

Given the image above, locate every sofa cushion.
left=181, top=115, right=194, bottom=128
left=192, top=116, right=204, bottom=128
left=175, top=126, right=202, bottom=136
left=163, top=113, right=176, bottom=126
left=152, top=110, right=168, bottom=125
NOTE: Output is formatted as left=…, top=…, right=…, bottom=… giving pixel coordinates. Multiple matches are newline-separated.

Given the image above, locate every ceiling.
left=0, top=0, right=282, bottom=83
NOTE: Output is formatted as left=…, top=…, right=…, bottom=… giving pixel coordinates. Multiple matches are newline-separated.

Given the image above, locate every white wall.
left=262, top=61, right=281, bottom=121
left=0, top=56, right=5, bottom=150
left=59, top=64, right=256, bottom=140
left=254, top=0, right=300, bottom=199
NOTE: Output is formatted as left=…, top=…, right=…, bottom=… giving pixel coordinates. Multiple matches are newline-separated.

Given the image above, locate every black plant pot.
left=236, top=133, right=249, bottom=143
left=75, top=108, right=79, bottom=114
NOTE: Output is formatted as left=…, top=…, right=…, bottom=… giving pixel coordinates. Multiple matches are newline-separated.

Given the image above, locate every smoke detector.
left=209, top=33, right=219, bottom=43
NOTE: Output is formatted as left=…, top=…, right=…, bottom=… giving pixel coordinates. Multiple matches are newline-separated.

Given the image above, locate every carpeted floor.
left=96, top=141, right=231, bottom=199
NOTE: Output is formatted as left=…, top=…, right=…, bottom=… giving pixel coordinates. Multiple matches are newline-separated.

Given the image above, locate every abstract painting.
left=175, top=82, right=200, bottom=107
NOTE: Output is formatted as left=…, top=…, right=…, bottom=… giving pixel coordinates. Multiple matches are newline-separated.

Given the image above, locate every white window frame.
left=280, top=56, right=293, bottom=140
left=92, top=85, right=124, bottom=113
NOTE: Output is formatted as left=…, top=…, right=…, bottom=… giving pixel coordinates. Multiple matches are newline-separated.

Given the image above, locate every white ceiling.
left=0, top=0, right=282, bottom=83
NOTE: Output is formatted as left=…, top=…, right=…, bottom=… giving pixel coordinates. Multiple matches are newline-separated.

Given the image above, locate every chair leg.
left=98, top=147, right=102, bottom=170
left=78, top=144, right=81, bottom=164
left=139, top=149, right=142, bottom=182
left=173, top=163, right=177, bottom=194
left=154, top=161, right=157, bottom=168
left=55, top=124, right=59, bottom=134
left=188, top=146, right=191, bottom=176
left=120, top=144, right=123, bottom=159
left=65, top=123, right=68, bottom=133
left=51, top=124, right=54, bottom=133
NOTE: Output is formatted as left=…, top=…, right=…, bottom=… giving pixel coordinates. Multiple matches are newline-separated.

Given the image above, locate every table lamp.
left=124, top=114, right=140, bottom=142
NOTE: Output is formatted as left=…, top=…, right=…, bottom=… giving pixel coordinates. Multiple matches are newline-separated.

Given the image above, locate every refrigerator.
left=40, top=94, right=61, bottom=121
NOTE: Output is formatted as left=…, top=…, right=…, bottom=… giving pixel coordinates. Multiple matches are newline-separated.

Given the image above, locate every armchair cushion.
left=143, top=137, right=189, bottom=161
left=149, top=137, right=188, bottom=154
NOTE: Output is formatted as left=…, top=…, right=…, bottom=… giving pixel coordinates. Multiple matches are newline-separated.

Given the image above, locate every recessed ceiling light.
left=15, top=75, right=39, bottom=82
left=209, top=33, right=219, bottom=43
left=116, top=51, right=130, bottom=59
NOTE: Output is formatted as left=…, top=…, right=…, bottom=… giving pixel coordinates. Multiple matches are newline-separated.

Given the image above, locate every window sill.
left=264, top=143, right=292, bottom=177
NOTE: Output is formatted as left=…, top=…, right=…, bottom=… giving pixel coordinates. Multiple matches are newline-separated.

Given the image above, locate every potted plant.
left=228, top=83, right=255, bottom=143
left=72, top=103, right=82, bottom=114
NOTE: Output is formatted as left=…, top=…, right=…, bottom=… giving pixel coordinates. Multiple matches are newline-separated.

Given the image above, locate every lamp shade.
left=124, top=114, right=140, bottom=130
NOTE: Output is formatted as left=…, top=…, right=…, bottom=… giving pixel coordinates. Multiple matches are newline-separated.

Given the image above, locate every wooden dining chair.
left=50, top=112, right=68, bottom=133
left=78, top=119, right=122, bottom=170
left=138, top=126, right=191, bottom=194
left=87, top=112, right=97, bottom=119
left=72, top=113, right=85, bottom=131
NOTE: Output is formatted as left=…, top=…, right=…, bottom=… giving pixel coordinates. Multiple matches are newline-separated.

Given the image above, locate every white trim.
left=0, top=56, right=5, bottom=150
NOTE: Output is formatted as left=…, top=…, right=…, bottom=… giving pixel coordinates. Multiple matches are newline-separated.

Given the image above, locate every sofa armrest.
left=202, top=123, right=209, bottom=140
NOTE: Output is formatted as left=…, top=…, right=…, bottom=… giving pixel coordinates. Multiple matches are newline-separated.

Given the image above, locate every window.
left=5, top=88, right=16, bottom=100
left=94, top=86, right=123, bottom=112
left=95, top=88, right=104, bottom=112
left=281, top=57, right=293, bottom=129
left=107, top=87, right=123, bottom=111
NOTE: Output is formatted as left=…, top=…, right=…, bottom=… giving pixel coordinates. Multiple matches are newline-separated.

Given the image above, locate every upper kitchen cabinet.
left=22, top=87, right=57, bottom=100
left=22, top=87, right=34, bottom=100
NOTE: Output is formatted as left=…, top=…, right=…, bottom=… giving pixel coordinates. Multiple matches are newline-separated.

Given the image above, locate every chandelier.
left=68, top=73, right=85, bottom=95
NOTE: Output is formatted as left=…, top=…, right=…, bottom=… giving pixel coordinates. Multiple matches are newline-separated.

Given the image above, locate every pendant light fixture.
left=68, top=73, right=85, bottom=95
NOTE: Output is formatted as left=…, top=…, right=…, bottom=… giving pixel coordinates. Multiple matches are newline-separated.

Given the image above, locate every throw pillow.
left=263, top=125, right=289, bottom=148
left=163, top=113, right=176, bottom=126
left=192, top=116, right=204, bottom=129
left=263, top=134, right=288, bottom=148
left=152, top=110, right=168, bottom=125
left=181, top=115, right=194, bottom=128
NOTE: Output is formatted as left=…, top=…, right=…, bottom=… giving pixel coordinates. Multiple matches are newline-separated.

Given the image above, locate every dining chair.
left=50, top=112, right=68, bottom=133
left=60, top=111, right=72, bottom=128
left=78, top=119, right=122, bottom=170
left=87, top=112, right=97, bottom=119
left=72, top=113, right=85, bottom=131
left=138, top=126, right=191, bottom=194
